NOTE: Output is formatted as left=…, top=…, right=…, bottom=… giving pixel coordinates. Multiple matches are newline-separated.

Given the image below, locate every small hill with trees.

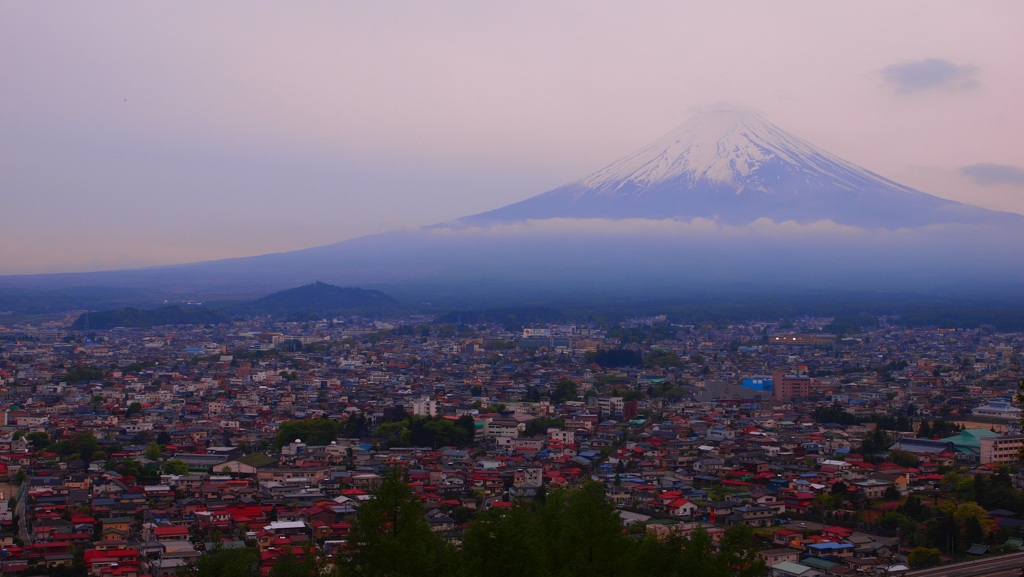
left=240, top=282, right=398, bottom=318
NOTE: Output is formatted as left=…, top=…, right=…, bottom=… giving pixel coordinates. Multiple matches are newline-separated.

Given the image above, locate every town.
left=1, top=311, right=1023, bottom=576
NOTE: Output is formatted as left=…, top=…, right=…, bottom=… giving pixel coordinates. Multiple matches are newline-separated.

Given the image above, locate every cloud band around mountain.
left=881, top=58, right=978, bottom=92
left=431, top=216, right=990, bottom=240
left=960, top=163, right=1024, bottom=187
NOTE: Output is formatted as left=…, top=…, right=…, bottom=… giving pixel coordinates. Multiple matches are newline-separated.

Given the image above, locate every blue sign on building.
left=742, top=376, right=774, bottom=391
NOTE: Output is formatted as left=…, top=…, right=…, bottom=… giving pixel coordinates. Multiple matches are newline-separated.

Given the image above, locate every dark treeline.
left=430, top=290, right=1024, bottom=332
left=68, top=283, right=400, bottom=328
left=374, top=414, right=477, bottom=449
left=0, top=286, right=159, bottom=317
left=586, top=348, right=644, bottom=368
left=70, top=306, right=229, bottom=330
left=13, top=282, right=1024, bottom=331
left=435, top=307, right=566, bottom=326
left=274, top=418, right=342, bottom=449
left=187, top=473, right=765, bottom=577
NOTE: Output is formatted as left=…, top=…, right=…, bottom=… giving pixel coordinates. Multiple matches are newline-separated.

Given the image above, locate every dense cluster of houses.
left=0, top=313, right=1021, bottom=575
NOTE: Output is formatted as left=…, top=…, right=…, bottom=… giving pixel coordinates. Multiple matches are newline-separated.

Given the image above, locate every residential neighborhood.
left=1, top=312, right=1023, bottom=576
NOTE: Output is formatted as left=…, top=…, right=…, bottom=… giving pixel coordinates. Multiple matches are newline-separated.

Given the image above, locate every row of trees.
left=276, top=411, right=482, bottom=451
left=274, top=417, right=342, bottom=449
left=585, top=348, right=643, bottom=368
left=188, top=474, right=765, bottom=577
left=374, top=415, right=476, bottom=449
left=814, top=404, right=963, bottom=439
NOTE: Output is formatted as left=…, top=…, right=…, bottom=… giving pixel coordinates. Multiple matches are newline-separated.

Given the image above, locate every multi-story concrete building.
left=979, top=434, right=1024, bottom=465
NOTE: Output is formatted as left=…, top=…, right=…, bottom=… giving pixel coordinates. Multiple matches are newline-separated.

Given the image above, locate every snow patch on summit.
left=577, top=110, right=906, bottom=195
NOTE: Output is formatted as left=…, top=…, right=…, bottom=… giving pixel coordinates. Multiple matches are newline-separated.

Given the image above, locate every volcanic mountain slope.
left=461, top=110, right=1018, bottom=229
left=2, top=110, right=1024, bottom=303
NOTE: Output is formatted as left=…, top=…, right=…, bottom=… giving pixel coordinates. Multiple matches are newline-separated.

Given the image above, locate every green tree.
left=184, top=545, right=260, bottom=577
left=64, top=366, right=105, bottom=383
left=888, top=449, right=919, bottom=468
left=127, top=401, right=143, bottom=416
left=461, top=506, right=548, bottom=577
left=421, top=417, right=469, bottom=448
left=917, top=419, right=932, bottom=439
left=716, top=524, right=767, bottom=577
left=55, top=431, right=101, bottom=466
left=953, top=502, right=991, bottom=540
left=339, top=471, right=452, bottom=577
left=275, top=418, right=341, bottom=449
left=963, top=514, right=985, bottom=549
left=924, top=501, right=990, bottom=554
left=861, top=427, right=893, bottom=458
left=679, top=526, right=725, bottom=576
left=644, top=350, right=684, bottom=369
left=455, top=415, right=476, bottom=445
left=144, top=442, right=162, bottom=461
left=898, top=494, right=927, bottom=521
left=164, top=459, right=189, bottom=475
left=907, top=547, right=942, bottom=569
left=525, top=417, right=565, bottom=437
left=883, top=485, right=902, bottom=501
left=550, top=379, right=578, bottom=404
left=541, top=482, right=634, bottom=577
left=341, top=413, right=367, bottom=438
left=585, top=348, right=642, bottom=368
left=269, top=548, right=320, bottom=577
left=828, top=481, right=849, bottom=508
left=26, top=431, right=50, bottom=449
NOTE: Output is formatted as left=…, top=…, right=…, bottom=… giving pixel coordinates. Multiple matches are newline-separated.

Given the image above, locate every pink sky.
left=1, top=1, right=1022, bottom=273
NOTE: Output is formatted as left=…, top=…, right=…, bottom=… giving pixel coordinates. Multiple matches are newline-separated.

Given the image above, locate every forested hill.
left=71, top=306, right=228, bottom=329
left=239, top=282, right=398, bottom=316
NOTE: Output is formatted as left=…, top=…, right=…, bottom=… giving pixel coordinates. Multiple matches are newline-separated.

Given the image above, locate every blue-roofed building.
left=804, top=541, right=855, bottom=559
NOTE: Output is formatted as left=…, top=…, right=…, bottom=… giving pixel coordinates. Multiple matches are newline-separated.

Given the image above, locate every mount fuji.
left=3, top=110, right=1024, bottom=305
left=461, top=109, right=1018, bottom=229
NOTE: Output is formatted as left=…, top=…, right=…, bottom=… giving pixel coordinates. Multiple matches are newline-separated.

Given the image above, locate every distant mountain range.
left=69, top=283, right=397, bottom=328
left=4, top=110, right=1024, bottom=307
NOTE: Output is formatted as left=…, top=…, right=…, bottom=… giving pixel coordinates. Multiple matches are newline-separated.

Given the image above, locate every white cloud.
left=881, top=58, right=978, bottom=92
left=960, top=163, right=1024, bottom=187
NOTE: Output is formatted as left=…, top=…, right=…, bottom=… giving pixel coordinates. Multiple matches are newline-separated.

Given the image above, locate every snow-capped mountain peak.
left=460, top=109, right=1021, bottom=229
left=577, top=109, right=900, bottom=194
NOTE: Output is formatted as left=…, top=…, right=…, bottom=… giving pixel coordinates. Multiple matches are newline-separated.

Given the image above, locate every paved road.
left=908, top=551, right=1024, bottom=577
left=782, top=520, right=825, bottom=532
left=6, top=483, right=30, bottom=546
left=17, top=493, right=28, bottom=545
